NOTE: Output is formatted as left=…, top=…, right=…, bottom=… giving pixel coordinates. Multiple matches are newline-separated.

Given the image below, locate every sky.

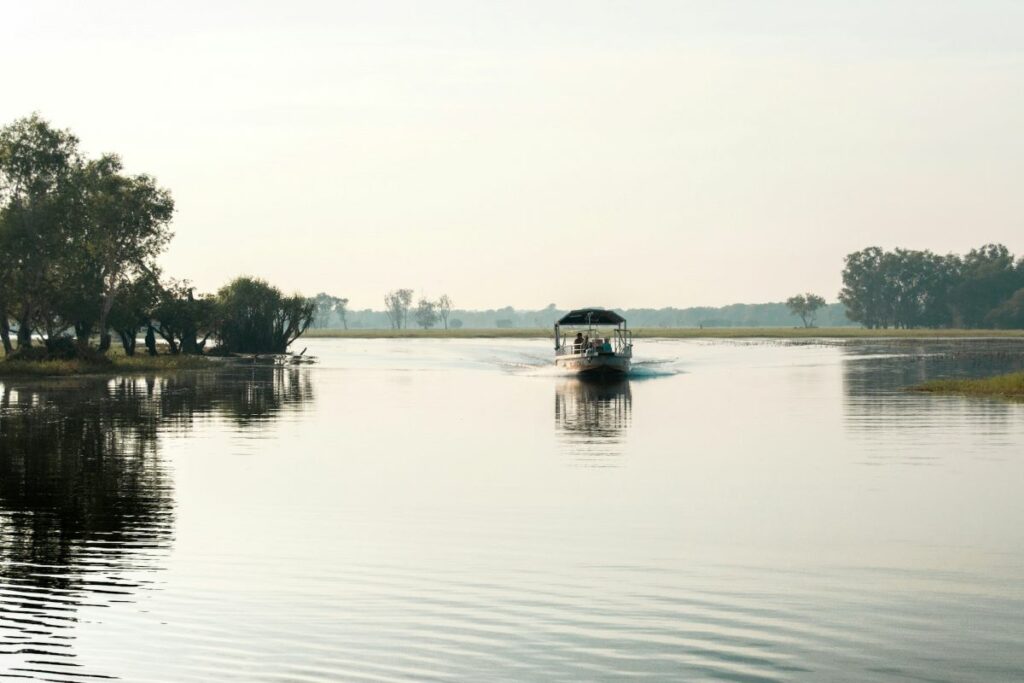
left=2, top=1, right=1022, bottom=310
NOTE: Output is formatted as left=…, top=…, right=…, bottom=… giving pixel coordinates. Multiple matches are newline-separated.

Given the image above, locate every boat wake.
left=628, top=359, right=683, bottom=379
left=501, top=356, right=684, bottom=380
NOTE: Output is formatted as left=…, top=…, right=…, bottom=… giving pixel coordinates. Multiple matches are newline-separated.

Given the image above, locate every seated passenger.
left=600, top=338, right=613, bottom=353
left=573, top=332, right=584, bottom=352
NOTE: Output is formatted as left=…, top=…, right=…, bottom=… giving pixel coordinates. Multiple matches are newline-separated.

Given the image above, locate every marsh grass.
left=913, top=372, right=1024, bottom=399
left=0, top=352, right=211, bottom=377
left=306, top=327, right=1024, bottom=340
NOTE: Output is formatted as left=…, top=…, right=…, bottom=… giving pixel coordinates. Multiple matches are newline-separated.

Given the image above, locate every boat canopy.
left=556, top=308, right=626, bottom=326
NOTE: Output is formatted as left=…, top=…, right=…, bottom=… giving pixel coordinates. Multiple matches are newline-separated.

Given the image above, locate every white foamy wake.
left=500, top=356, right=684, bottom=379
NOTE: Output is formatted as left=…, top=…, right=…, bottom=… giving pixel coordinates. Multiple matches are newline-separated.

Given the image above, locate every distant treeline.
left=314, top=302, right=855, bottom=330
left=840, top=244, right=1024, bottom=329
left=311, top=244, right=1024, bottom=331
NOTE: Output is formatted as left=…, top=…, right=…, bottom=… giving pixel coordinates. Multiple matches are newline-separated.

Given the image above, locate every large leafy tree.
left=77, top=155, right=174, bottom=351
left=214, top=277, right=314, bottom=353
left=0, top=113, right=81, bottom=349
left=950, top=244, right=1023, bottom=328
left=108, top=272, right=162, bottom=356
left=152, top=280, right=216, bottom=355
left=986, top=288, right=1024, bottom=329
left=839, top=247, right=892, bottom=328
left=840, top=244, right=1023, bottom=329
left=0, top=114, right=174, bottom=356
left=785, top=293, right=826, bottom=328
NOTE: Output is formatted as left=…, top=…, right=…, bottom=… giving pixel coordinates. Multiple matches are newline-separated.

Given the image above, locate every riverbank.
left=0, top=354, right=212, bottom=378
left=913, top=372, right=1024, bottom=399
left=305, top=327, right=1024, bottom=340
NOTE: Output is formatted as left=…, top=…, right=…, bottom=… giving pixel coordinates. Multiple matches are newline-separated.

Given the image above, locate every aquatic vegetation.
left=913, top=372, right=1024, bottom=399
left=0, top=354, right=211, bottom=377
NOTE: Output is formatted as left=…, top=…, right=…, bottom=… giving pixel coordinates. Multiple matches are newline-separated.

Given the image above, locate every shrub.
left=214, top=277, right=315, bottom=353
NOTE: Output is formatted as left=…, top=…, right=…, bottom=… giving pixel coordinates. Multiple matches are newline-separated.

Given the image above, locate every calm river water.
left=2, top=338, right=1024, bottom=682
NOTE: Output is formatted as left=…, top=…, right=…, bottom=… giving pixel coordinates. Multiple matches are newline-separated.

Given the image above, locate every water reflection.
left=0, top=366, right=312, bottom=681
left=554, top=378, right=632, bottom=465
left=842, top=339, right=1024, bottom=463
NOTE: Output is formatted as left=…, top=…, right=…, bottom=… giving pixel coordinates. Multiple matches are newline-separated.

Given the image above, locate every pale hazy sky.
left=3, top=1, right=1022, bottom=309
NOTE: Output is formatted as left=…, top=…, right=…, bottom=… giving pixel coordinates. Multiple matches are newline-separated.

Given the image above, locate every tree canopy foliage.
left=384, top=289, right=413, bottom=329
left=0, top=114, right=174, bottom=356
left=214, top=277, right=315, bottom=354
left=0, top=114, right=317, bottom=358
left=310, top=293, right=349, bottom=329
left=785, top=293, right=826, bottom=328
left=414, top=298, right=438, bottom=329
left=840, top=245, right=1024, bottom=329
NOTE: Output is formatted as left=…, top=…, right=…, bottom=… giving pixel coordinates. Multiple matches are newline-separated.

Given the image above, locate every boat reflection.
left=554, top=378, right=632, bottom=465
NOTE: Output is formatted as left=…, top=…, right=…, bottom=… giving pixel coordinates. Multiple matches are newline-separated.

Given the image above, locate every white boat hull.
left=554, top=353, right=631, bottom=377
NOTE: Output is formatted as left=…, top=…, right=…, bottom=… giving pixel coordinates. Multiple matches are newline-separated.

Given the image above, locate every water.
left=2, top=338, right=1023, bottom=681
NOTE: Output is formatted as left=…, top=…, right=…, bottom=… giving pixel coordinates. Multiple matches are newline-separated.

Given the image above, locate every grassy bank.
left=0, top=353, right=212, bottom=378
left=305, top=327, right=1024, bottom=340
left=913, top=372, right=1024, bottom=399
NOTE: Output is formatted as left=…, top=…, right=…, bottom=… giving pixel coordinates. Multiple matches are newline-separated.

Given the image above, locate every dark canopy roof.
left=557, top=308, right=626, bottom=326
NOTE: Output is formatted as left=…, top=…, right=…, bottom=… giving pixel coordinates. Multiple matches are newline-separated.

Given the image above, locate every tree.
left=152, top=280, right=216, bottom=355
left=450, top=319, right=463, bottom=329
left=785, top=293, right=826, bottom=328
left=951, top=244, right=1023, bottom=328
left=436, top=294, right=452, bottom=329
left=76, top=155, right=174, bottom=351
left=839, top=243, right=1024, bottom=329
left=0, top=113, right=81, bottom=350
left=336, top=297, right=349, bottom=330
left=384, top=289, right=413, bottom=329
left=107, top=272, right=161, bottom=356
left=986, top=288, right=1024, bottom=329
left=839, top=247, right=891, bottom=328
left=214, top=277, right=315, bottom=353
left=0, top=114, right=174, bottom=357
left=311, top=293, right=349, bottom=329
left=414, top=298, right=438, bottom=329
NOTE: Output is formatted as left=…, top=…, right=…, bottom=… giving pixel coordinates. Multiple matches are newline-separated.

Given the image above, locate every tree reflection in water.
left=841, top=340, right=1024, bottom=464
left=554, top=378, right=632, bottom=465
left=0, top=366, right=311, bottom=679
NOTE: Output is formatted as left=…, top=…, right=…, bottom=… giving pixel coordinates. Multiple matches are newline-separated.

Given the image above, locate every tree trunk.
left=15, top=302, right=33, bottom=348
left=145, top=324, right=158, bottom=356
left=97, top=285, right=116, bottom=353
left=156, top=323, right=179, bottom=354
left=119, top=330, right=137, bottom=356
left=16, top=322, right=32, bottom=348
left=75, top=322, right=93, bottom=349
left=0, top=313, right=12, bottom=355
left=180, top=329, right=197, bottom=354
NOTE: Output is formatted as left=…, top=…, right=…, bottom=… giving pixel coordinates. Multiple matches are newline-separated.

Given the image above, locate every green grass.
left=913, top=372, right=1024, bottom=399
left=0, top=353, right=212, bottom=378
left=305, top=327, right=1024, bottom=340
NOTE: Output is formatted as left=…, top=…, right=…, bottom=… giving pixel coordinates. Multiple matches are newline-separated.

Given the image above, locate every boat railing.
left=555, top=328, right=632, bottom=357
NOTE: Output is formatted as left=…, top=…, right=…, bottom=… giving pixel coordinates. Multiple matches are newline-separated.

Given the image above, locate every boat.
left=553, top=308, right=632, bottom=377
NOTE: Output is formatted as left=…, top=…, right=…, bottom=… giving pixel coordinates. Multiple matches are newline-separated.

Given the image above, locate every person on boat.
left=573, top=332, right=584, bottom=352
left=600, top=338, right=613, bottom=353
